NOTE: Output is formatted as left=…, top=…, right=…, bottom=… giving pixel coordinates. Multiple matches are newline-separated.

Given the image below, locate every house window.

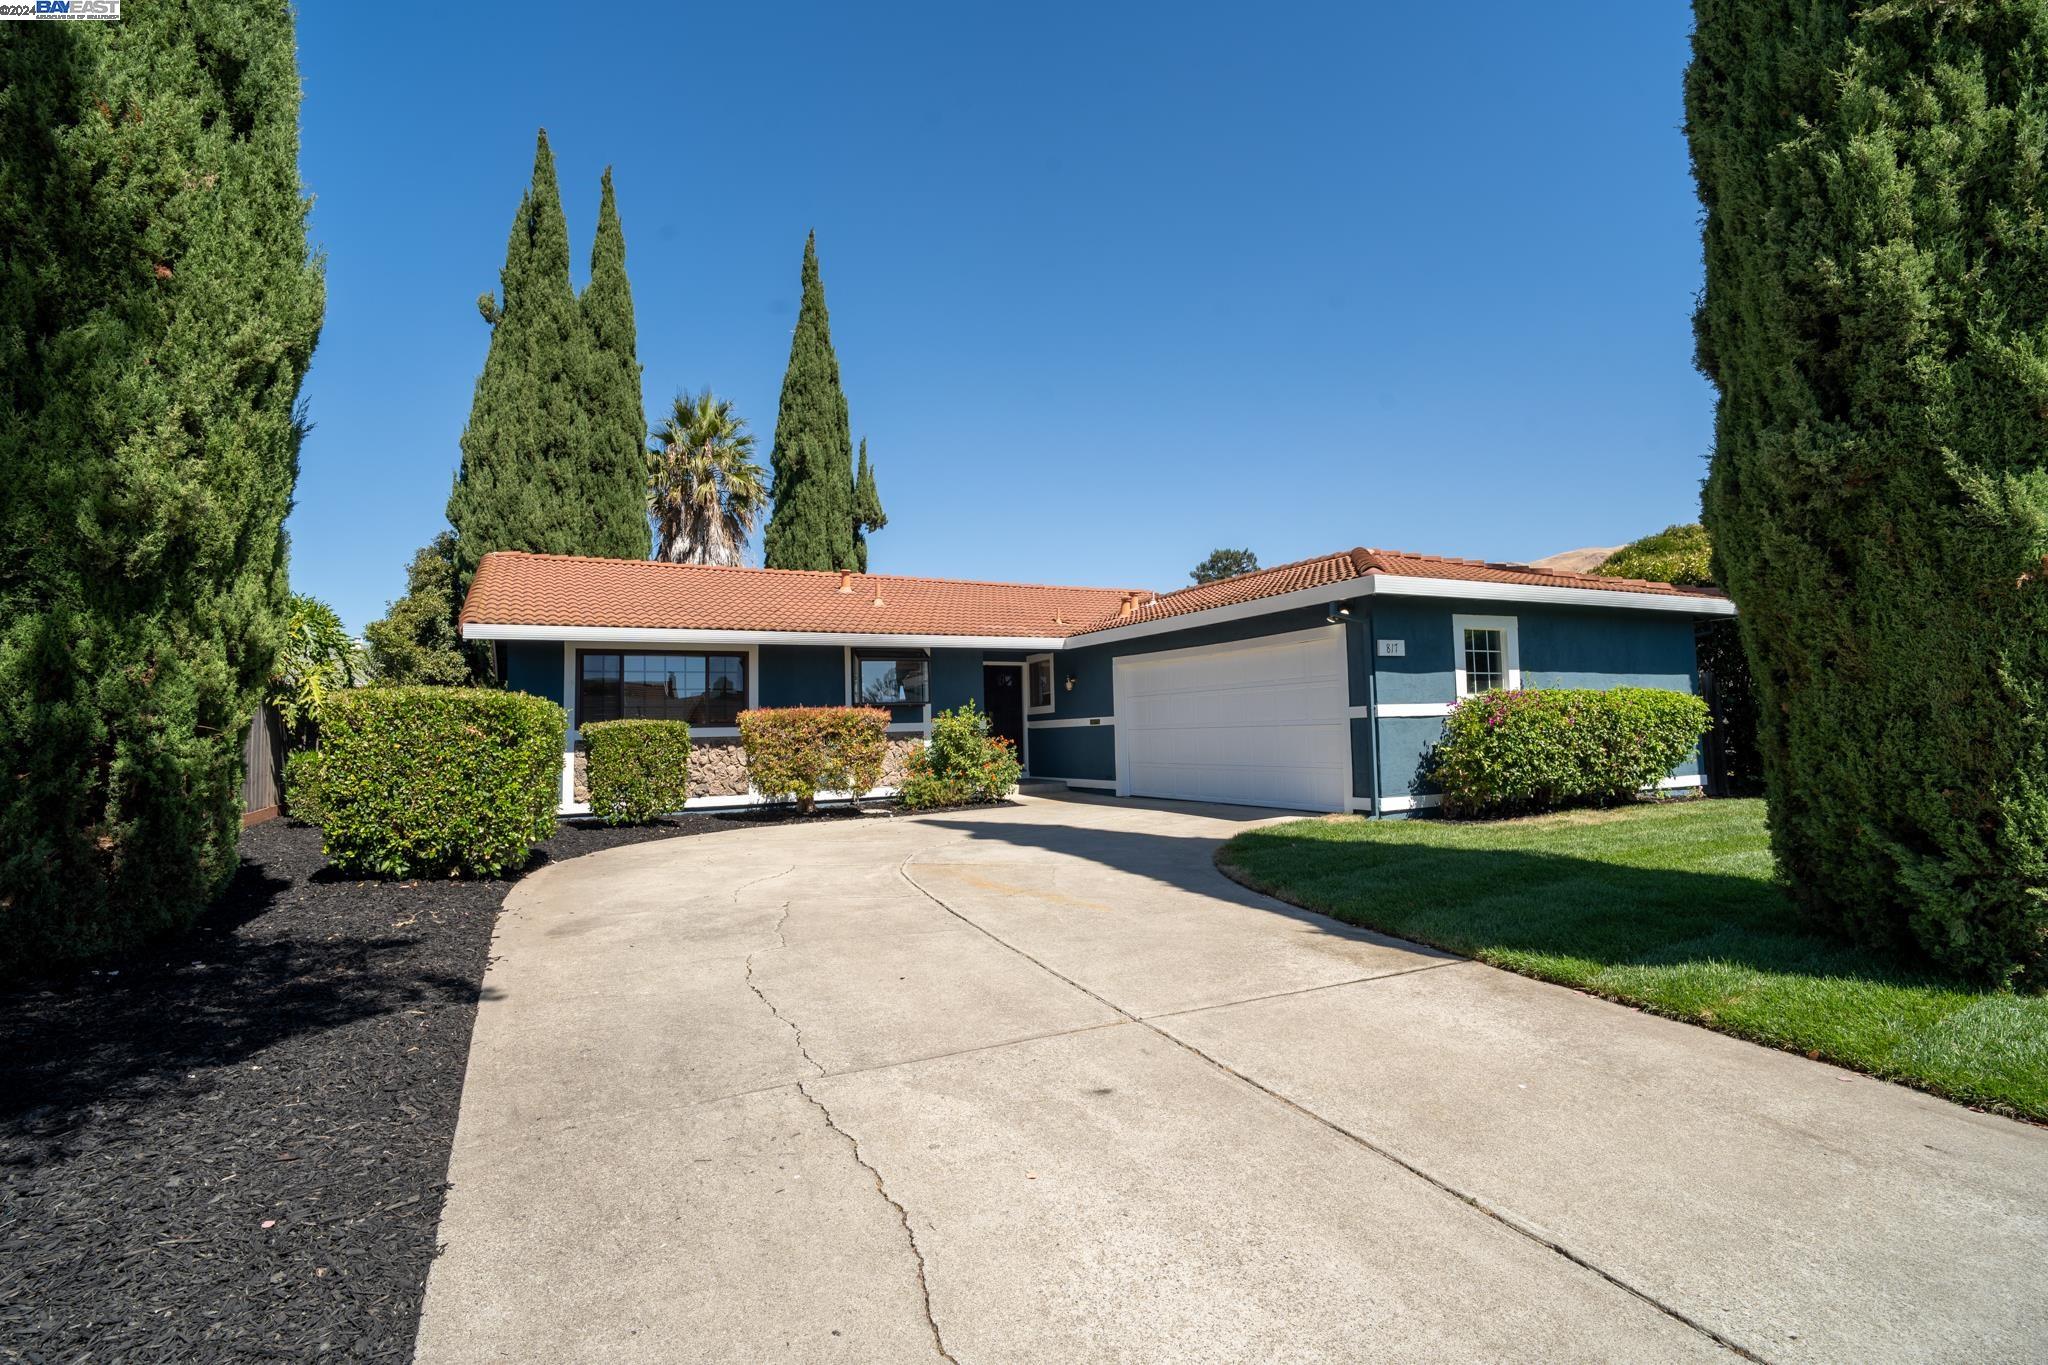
left=1452, top=614, right=1519, bottom=698
left=1463, top=629, right=1505, bottom=692
left=854, top=653, right=929, bottom=706
left=578, top=651, right=747, bottom=727
left=1027, top=655, right=1055, bottom=713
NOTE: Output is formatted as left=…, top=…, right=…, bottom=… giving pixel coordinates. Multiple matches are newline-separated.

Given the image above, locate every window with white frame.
left=854, top=652, right=929, bottom=705
left=1026, top=654, right=1055, bottom=713
left=1452, top=614, right=1519, bottom=698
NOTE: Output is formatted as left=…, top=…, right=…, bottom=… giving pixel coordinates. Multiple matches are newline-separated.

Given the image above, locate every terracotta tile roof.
left=459, top=546, right=1728, bottom=642
left=459, top=551, right=1141, bottom=639
left=1083, top=547, right=1724, bottom=633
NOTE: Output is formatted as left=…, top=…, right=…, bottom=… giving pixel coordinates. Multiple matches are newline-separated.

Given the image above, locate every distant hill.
left=1527, top=545, right=1623, bottom=575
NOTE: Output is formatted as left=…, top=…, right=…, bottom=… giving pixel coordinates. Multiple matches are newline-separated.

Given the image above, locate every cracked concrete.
left=416, top=794, right=2048, bottom=1364
left=797, top=1080, right=957, bottom=1363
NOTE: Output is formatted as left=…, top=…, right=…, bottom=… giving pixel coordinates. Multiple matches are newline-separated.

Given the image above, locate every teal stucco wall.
left=501, top=641, right=565, bottom=708
left=1355, top=597, right=1702, bottom=813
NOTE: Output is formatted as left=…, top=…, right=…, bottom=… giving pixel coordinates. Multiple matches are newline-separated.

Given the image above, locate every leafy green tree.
left=580, top=167, right=653, bottom=563
left=365, top=535, right=475, bottom=686
left=270, top=594, right=358, bottom=743
left=649, top=390, right=768, bottom=565
left=762, top=232, right=858, bottom=570
left=852, top=438, right=887, bottom=571
left=447, top=133, right=646, bottom=593
left=1594, top=524, right=1713, bottom=588
left=1688, top=2, right=2048, bottom=983
left=1191, top=548, right=1260, bottom=584
left=0, top=6, right=324, bottom=973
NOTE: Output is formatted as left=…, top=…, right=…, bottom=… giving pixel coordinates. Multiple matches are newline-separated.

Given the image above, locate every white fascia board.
left=1365, top=575, right=1735, bottom=616
left=464, top=622, right=1070, bottom=651
left=1066, top=575, right=1731, bottom=649
left=1068, top=582, right=1362, bottom=647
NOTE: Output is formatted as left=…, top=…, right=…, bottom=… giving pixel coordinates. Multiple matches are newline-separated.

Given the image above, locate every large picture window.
left=578, top=651, right=748, bottom=727
left=854, top=653, right=929, bottom=706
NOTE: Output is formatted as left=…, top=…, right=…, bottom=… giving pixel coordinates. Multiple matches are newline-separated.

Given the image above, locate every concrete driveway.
left=414, top=794, right=2048, bottom=1364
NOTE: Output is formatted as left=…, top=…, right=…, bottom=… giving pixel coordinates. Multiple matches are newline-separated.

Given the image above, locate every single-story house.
left=457, top=547, right=1734, bottom=816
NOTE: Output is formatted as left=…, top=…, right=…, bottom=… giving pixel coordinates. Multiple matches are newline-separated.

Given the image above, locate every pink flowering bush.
left=1427, top=687, right=1709, bottom=819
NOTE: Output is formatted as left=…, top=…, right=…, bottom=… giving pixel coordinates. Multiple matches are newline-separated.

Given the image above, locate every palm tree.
left=648, top=389, right=768, bottom=566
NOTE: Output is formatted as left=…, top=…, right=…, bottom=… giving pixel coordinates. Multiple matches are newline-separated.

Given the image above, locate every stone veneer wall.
left=571, top=733, right=923, bottom=805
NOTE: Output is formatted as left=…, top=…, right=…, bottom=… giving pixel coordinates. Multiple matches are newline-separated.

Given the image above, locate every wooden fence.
left=240, top=704, right=287, bottom=825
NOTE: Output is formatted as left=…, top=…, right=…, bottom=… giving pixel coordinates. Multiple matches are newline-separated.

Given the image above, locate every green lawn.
left=1218, top=799, right=2048, bottom=1122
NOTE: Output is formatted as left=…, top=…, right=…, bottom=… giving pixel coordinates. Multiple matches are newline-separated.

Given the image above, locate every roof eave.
left=1067, top=571, right=1733, bottom=646
left=459, top=621, right=1074, bottom=651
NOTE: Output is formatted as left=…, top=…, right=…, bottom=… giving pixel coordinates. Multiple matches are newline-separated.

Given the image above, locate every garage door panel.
left=1116, top=632, right=1350, bottom=812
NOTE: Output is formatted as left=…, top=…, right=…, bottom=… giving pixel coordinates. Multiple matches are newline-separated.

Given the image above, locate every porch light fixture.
left=1064, top=674, right=1076, bottom=692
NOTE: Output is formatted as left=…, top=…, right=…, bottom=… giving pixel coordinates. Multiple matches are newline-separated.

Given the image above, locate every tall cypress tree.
left=448, top=132, right=646, bottom=589
left=852, top=438, right=887, bottom=571
left=1688, top=3, right=2048, bottom=984
left=763, top=232, right=857, bottom=570
left=580, top=167, right=652, bottom=562
left=0, top=5, right=324, bottom=971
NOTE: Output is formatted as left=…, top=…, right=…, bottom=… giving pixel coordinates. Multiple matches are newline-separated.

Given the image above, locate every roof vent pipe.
left=837, top=570, right=854, bottom=593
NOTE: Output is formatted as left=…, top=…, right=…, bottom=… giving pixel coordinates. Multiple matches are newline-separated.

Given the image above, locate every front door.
left=982, top=664, right=1028, bottom=772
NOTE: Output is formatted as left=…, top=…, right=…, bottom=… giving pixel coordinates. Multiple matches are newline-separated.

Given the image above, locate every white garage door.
left=1114, top=629, right=1350, bottom=812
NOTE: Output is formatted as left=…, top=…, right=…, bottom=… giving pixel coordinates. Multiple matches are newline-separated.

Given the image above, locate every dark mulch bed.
left=0, top=813, right=724, bottom=1364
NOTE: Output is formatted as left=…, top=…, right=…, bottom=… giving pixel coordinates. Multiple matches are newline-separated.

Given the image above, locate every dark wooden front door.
left=983, top=665, right=1027, bottom=771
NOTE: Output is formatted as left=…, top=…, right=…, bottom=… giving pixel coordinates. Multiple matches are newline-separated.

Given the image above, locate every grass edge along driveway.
left=1217, top=799, right=2048, bottom=1123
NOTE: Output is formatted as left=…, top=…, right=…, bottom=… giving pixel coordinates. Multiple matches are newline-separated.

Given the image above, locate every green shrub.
left=283, top=748, right=328, bottom=826
left=739, top=707, right=889, bottom=813
left=581, top=720, right=692, bottom=824
left=1428, top=687, right=1709, bottom=820
left=901, top=702, right=1022, bottom=809
left=316, top=687, right=564, bottom=877
left=1689, top=6, right=2048, bottom=984
left=0, top=6, right=324, bottom=979
left=1594, top=524, right=1714, bottom=588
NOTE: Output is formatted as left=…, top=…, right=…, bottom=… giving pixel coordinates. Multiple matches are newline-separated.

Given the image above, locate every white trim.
left=1656, top=773, right=1704, bottom=790
left=1027, top=715, right=1113, bottom=729
left=1366, top=574, right=1736, bottom=616
left=1070, top=574, right=1731, bottom=650
left=1025, top=653, right=1056, bottom=715
left=1452, top=614, right=1520, bottom=699
left=560, top=642, right=577, bottom=808
left=1079, top=583, right=1361, bottom=648
left=467, top=622, right=1069, bottom=650
left=558, top=785, right=902, bottom=817
left=842, top=646, right=853, bottom=705
left=1061, top=778, right=1118, bottom=791
left=1351, top=701, right=1454, bottom=719
left=1376, top=793, right=1442, bottom=813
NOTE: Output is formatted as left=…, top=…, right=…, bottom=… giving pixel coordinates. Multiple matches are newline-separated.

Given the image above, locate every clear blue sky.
left=290, top=2, right=1711, bottom=633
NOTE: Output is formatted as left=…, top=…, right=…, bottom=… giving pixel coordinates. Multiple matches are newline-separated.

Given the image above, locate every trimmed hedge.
left=901, top=702, right=1021, bottom=809
left=581, top=719, right=692, bottom=824
left=739, top=707, right=888, bottom=813
left=314, top=687, right=564, bottom=877
left=1429, top=687, right=1709, bottom=820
